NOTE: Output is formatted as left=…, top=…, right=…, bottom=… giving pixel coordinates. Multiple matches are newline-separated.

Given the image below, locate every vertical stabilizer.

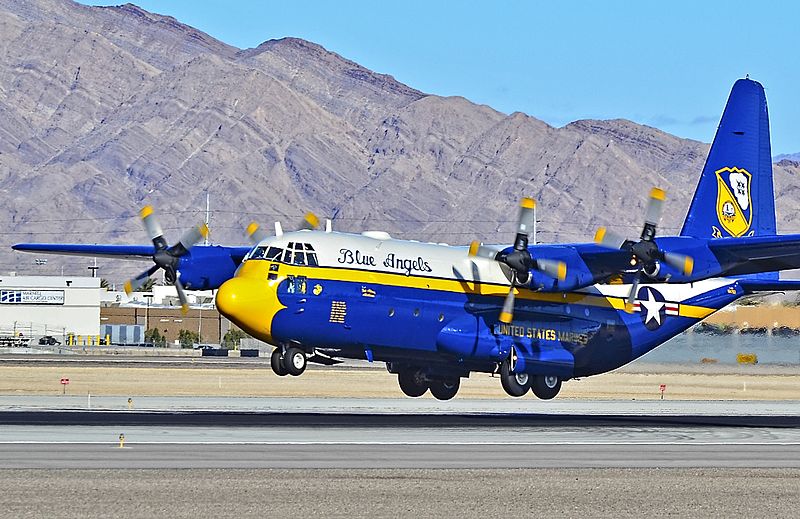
left=680, top=78, right=775, bottom=239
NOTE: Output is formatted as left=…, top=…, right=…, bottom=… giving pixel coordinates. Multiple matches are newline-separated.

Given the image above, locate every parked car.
left=38, top=336, right=61, bottom=346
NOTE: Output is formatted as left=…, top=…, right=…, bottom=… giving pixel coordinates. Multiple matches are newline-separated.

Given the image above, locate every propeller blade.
left=644, top=187, right=666, bottom=227
left=140, top=205, right=167, bottom=249
left=468, top=241, right=499, bottom=260
left=123, top=265, right=159, bottom=295
left=517, top=198, right=535, bottom=235
left=299, top=212, right=320, bottom=231
left=513, top=198, right=536, bottom=250
left=246, top=222, right=269, bottom=244
left=178, top=223, right=209, bottom=252
left=174, top=276, right=189, bottom=315
left=594, top=227, right=627, bottom=250
left=625, top=268, right=643, bottom=313
left=536, top=259, right=567, bottom=281
left=663, top=252, right=694, bottom=276
left=499, top=287, right=516, bottom=324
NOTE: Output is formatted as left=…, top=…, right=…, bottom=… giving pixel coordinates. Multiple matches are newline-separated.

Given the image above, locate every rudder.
left=680, top=78, right=775, bottom=239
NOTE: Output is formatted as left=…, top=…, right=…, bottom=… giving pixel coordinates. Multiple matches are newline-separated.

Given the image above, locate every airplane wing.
left=12, top=243, right=156, bottom=261
left=708, top=234, right=800, bottom=276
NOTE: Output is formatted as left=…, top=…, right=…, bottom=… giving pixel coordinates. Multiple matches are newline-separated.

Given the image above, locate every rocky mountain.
left=774, top=152, right=800, bottom=163
left=1, top=0, right=799, bottom=281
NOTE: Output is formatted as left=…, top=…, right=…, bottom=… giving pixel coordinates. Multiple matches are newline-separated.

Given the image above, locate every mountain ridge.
left=1, top=0, right=798, bottom=280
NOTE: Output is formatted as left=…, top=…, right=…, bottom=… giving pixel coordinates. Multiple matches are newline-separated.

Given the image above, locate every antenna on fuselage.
left=203, top=192, right=210, bottom=245
left=325, top=219, right=332, bottom=233
left=274, top=222, right=284, bottom=237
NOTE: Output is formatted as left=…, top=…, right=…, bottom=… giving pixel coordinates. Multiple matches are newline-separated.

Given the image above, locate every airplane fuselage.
left=216, top=230, right=740, bottom=384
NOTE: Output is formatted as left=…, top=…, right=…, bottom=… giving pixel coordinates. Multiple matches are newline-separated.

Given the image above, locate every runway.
left=0, top=397, right=798, bottom=469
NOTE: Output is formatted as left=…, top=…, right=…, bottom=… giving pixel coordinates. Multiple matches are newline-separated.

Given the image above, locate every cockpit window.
left=265, top=247, right=282, bottom=261
left=248, top=242, right=318, bottom=266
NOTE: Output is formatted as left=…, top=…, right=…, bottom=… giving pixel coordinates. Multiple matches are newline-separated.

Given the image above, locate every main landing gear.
left=270, top=347, right=307, bottom=377
left=397, top=367, right=461, bottom=400
left=498, top=358, right=562, bottom=399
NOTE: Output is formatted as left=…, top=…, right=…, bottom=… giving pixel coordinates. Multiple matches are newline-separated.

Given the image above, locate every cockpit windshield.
left=247, top=242, right=318, bottom=266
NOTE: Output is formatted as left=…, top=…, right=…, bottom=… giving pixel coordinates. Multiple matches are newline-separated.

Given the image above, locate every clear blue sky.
left=86, top=0, right=799, bottom=155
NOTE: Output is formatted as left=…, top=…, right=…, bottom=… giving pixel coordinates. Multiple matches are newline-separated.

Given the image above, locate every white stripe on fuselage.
left=250, top=230, right=736, bottom=304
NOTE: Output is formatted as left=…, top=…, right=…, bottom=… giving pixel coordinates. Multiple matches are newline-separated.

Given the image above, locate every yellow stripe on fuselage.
left=253, top=261, right=716, bottom=320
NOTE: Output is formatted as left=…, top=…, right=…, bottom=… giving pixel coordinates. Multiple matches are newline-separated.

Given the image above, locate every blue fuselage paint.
left=264, top=261, right=740, bottom=380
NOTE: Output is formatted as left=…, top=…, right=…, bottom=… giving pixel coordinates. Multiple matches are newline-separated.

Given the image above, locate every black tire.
left=270, top=349, right=288, bottom=376
left=430, top=377, right=460, bottom=400
left=530, top=375, right=562, bottom=400
left=398, top=369, right=428, bottom=397
left=283, top=347, right=307, bottom=376
left=500, top=359, right=530, bottom=397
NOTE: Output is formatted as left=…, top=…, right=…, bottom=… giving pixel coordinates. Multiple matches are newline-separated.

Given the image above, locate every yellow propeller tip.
left=520, top=197, right=536, bottom=209
left=246, top=222, right=260, bottom=237
left=123, top=281, right=133, bottom=295
left=684, top=256, right=694, bottom=276
left=139, top=205, right=154, bottom=219
left=650, top=187, right=666, bottom=201
left=305, top=212, right=320, bottom=229
left=199, top=223, right=209, bottom=238
left=468, top=241, right=481, bottom=257
left=594, top=227, right=607, bottom=244
left=180, top=304, right=189, bottom=315
left=624, top=302, right=635, bottom=314
left=499, top=312, right=513, bottom=324
left=557, top=262, right=567, bottom=281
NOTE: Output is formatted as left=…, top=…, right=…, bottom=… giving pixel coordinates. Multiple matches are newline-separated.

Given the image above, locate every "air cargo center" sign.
left=0, top=290, right=65, bottom=305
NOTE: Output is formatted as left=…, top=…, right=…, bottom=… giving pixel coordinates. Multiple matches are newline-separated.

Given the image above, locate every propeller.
left=469, top=198, right=566, bottom=324
left=594, top=188, right=693, bottom=311
left=246, top=212, right=321, bottom=245
left=123, top=205, right=208, bottom=314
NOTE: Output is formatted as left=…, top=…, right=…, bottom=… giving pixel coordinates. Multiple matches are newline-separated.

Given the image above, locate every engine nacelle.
left=176, top=246, right=242, bottom=290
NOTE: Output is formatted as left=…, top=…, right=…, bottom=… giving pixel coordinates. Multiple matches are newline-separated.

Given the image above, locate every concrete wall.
left=0, top=276, right=100, bottom=337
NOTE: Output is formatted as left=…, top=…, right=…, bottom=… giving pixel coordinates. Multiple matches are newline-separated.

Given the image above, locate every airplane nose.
left=216, top=276, right=275, bottom=343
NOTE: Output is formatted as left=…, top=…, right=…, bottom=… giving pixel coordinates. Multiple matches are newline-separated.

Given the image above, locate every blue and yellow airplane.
left=14, top=78, right=800, bottom=399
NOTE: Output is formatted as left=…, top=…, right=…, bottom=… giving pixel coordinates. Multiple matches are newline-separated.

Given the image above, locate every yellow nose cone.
left=216, top=276, right=275, bottom=343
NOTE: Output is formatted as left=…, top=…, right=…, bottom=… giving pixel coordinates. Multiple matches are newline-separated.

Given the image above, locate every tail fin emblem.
left=714, top=167, right=752, bottom=237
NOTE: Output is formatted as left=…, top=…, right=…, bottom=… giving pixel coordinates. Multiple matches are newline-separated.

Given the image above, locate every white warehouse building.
left=0, top=275, right=100, bottom=338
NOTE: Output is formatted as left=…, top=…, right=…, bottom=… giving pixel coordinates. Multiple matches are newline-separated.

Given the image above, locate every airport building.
left=0, top=275, right=101, bottom=339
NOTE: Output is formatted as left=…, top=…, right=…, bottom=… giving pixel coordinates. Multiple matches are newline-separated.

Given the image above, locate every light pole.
left=143, top=294, right=153, bottom=331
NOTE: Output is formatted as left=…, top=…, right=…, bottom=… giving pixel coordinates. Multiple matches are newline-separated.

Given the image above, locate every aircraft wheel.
left=398, top=369, right=428, bottom=397
left=500, top=359, right=530, bottom=397
left=530, top=375, right=562, bottom=400
left=270, top=349, right=288, bottom=376
left=283, top=347, right=307, bottom=376
left=430, top=377, right=460, bottom=400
